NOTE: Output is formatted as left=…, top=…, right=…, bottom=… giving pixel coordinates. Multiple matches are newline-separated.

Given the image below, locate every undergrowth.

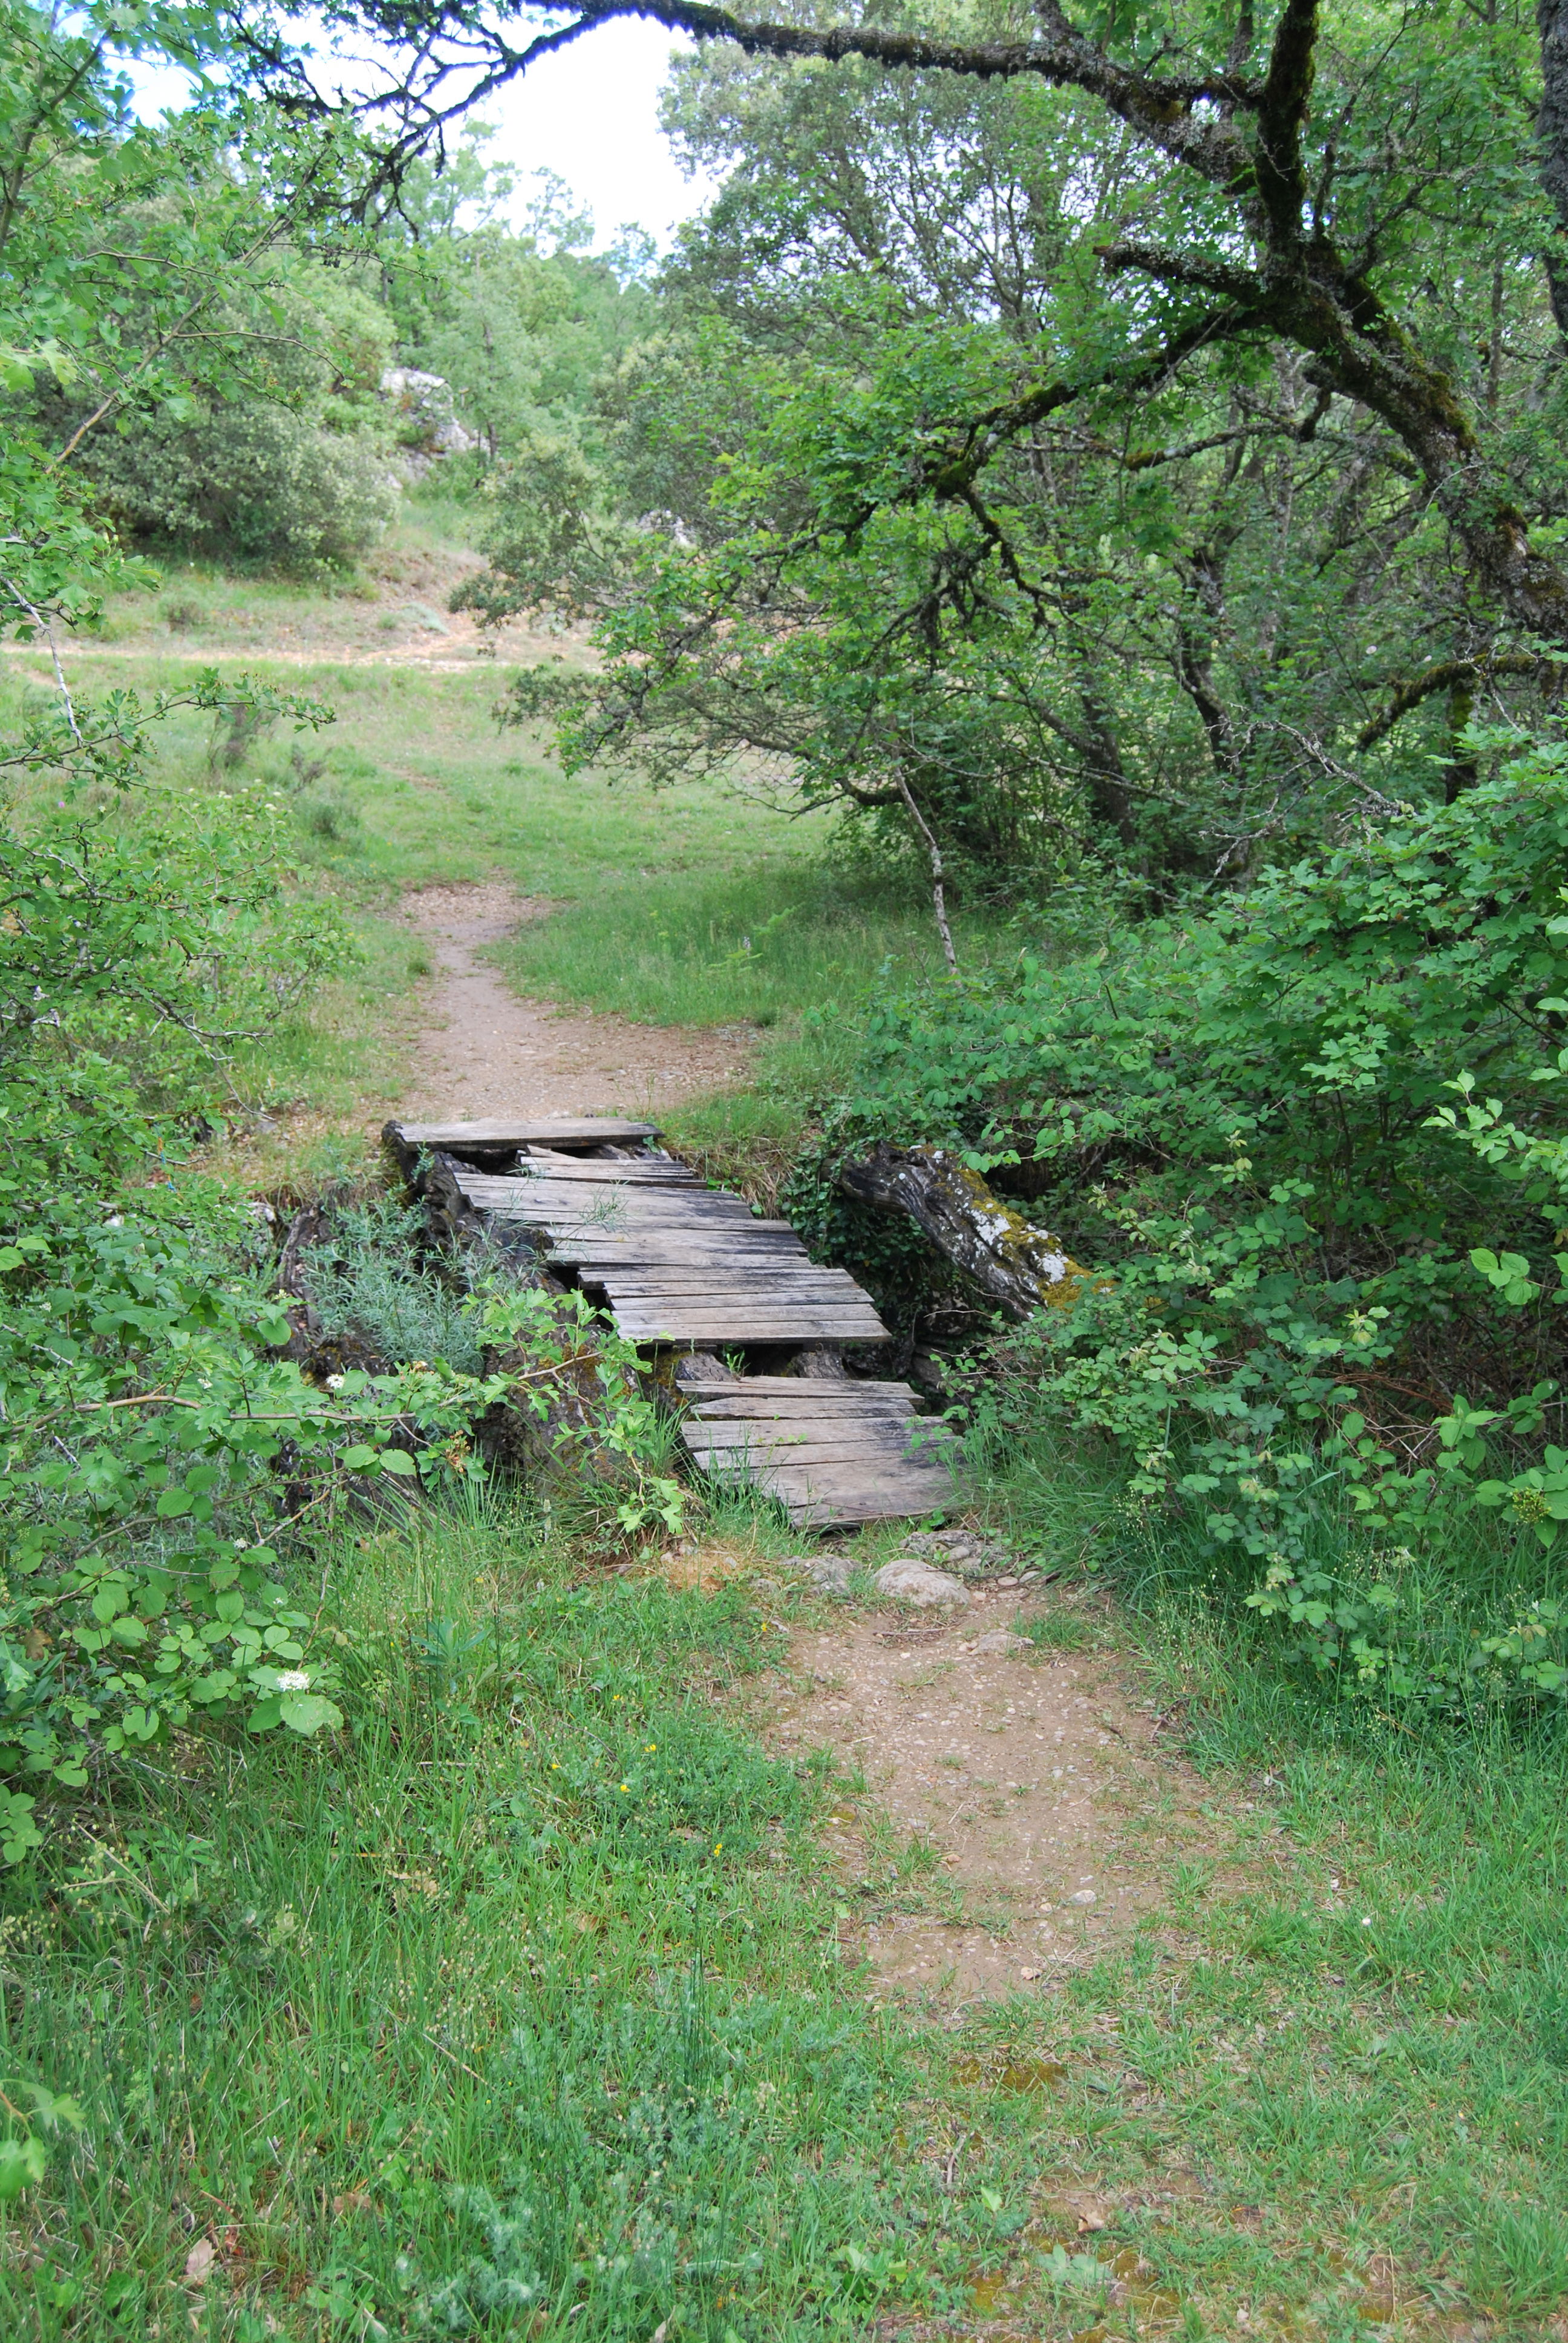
left=10, top=1497, right=1568, bottom=2335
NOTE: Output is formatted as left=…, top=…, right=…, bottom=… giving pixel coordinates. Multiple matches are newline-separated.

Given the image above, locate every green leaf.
left=279, top=1693, right=344, bottom=1735
left=0, top=2133, right=47, bottom=2200
left=379, top=1448, right=417, bottom=1476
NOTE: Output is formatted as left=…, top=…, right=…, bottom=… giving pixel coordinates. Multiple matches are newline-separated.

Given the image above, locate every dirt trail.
left=679, top=1545, right=1225, bottom=2011
left=4, top=609, right=567, bottom=677
left=775, top=1602, right=1209, bottom=2005
left=398, top=882, right=759, bottom=1120
left=398, top=896, right=1222, bottom=2013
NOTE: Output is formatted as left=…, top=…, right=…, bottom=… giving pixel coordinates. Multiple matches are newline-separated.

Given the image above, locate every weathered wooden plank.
left=509, top=1163, right=697, bottom=1184
left=394, top=1117, right=660, bottom=1148
left=456, top=1163, right=702, bottom=1185
left=691, top=1453, right=959, bottom=1526
left=488, top=1207, right=783, bottom=1233
left=463, top=1181, right=752, bottom=1204
left=680, top=1376, right=916, bottom=1396
left=595, top=1274, right=867, bottom=1293
left=681, top=1413, right=948, bottom=1441
left=683, top=1404, right=949, bottom=1431
left=555, top=1247, right=811, bottom=1265
left=682, top=1423, right=956, bottom=1454
left=689, top=1387, right=918, bottom=1406
left=549, top=1246, right=813, bottom=1268
left=616, top=1319, right=889, bottom=1341
left=598, top=1281, right=871, bottom=1302
left=745, top=1452, right=956, bottom=1490
left=463, top=1190, right=760, bottom=1219
left=615, top=1302, right=884, bottom=1323
left=679, top=1424, right=947, bottom=1462
left=552, top=1241, right=811, bottom=1259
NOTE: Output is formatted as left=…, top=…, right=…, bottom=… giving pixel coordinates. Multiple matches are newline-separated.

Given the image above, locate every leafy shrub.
left=84, top=399, right=397, bottom=569
left=41, top=260, right=400, bottom=572
left=808, top=735, right=1568, bottom=1714
left=0, top=683, right=683, bottom=1854
left=1, top=778, right=351, bottom=1103
left=0, top=1193, right=688, bottom=1850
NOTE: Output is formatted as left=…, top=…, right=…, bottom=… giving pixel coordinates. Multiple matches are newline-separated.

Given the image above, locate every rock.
left=1067, top=1887, right=1097, bottom=1907
left=874, top=1559, right=973, bottom=1606
left=973, top=1628, right=1027, bottom=1653
left=901, top=1527, right=1016, bottom=1578
left=379, top=366, right=478, bottom=454
left=779, top=1552, right=857, bottom=1594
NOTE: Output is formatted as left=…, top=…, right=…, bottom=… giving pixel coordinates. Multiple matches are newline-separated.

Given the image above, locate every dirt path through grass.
left=398, top=880, right=762, bottom=1119
left=775, top=1601, right=1209, bottom=2005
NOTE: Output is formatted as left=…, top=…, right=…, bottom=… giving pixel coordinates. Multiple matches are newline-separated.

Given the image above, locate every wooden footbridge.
left=385, top=1113, right=959, bottom=1527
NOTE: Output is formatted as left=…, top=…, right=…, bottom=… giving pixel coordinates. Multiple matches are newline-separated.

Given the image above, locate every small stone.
left=1019, top=1965, right=1041, bottom=1981
left=1068, top=1887, right=1097, bottom=1907
left=874, top=1558, right=973, bottom=1607
left=973, top=1628, right=1024, bottom=1653
left=776, top=1552, right=858, bottom=1593
left=806, top=1555, right=857, bottom=1594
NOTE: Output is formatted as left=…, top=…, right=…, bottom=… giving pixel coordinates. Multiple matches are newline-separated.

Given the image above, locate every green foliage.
left=457, top=0, right=1568, bottom=894
left=302, top=1196, right=487, bottom=1373
left=0, top=659, right=684, bottom=1849
left=0, top=1167, right=690, bottom=1843
left=2, top=780, right=350, bottom=1099
left=0, top=2, right=399, bottom=603
left=809, top=735, right=1568, bottom=1715
left=82, top=390, right=399, bottom=570
left=0, top=2077, right=84, bottom=2203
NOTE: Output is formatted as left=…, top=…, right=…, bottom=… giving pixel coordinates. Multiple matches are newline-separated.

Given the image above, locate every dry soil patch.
left=770, top=1601, right=1207, bottom=2005
left=397, top=882, right=759, bottom=1120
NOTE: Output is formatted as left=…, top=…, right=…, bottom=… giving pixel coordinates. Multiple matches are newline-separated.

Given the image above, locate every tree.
left=305, top=0, right=1568, bottom=655
left=451, top=3, right=1568, bottom=892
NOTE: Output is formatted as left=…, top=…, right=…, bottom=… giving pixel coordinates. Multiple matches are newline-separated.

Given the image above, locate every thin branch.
left=0, top=576, right=82, bottom=744
left=892, top=772, right=958, bottom=975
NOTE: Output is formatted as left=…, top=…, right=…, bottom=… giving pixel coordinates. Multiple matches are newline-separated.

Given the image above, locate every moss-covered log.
left=837, top=1142, right=1084, bottom=1318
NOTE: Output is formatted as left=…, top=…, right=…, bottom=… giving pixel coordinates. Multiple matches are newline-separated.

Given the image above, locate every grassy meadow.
left=11, top=506, right=976, bottom=1158
left=7, top=526, right=1568, bottom=2339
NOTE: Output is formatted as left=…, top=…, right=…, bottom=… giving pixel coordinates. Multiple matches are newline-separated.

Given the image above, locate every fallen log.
left=838, top=1142, right=1085, bottom=1319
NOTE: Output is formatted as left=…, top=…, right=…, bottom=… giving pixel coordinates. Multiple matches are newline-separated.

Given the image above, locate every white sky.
left=129, top=19, right=717, bottom=253
left=486, top=20, right=717, bottom=249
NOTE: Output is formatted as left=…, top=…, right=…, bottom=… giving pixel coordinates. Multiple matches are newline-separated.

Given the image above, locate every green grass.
left=11, top=632, right=966, bottom=1152
left=494, top=835, right=954, bottom=1033
left=13, top=536, right=1568, bottom=2335
left=12, top=1498, right=1568, bottom=2338
left=2, top=1511, right=939, bottom=2339
left=6, top=516, right=1023, bottom=1211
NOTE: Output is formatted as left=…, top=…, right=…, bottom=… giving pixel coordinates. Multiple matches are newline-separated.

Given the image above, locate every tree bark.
left=1541, top=0, right=1568, bottom=335
left=838, top=1142, right=1083, bottom=1318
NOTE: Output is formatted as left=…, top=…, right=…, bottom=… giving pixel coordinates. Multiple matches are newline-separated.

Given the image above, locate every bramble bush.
left=804, top=734, right=1568, bottom=1718
left=0, top=675, right=684, bottom=1862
